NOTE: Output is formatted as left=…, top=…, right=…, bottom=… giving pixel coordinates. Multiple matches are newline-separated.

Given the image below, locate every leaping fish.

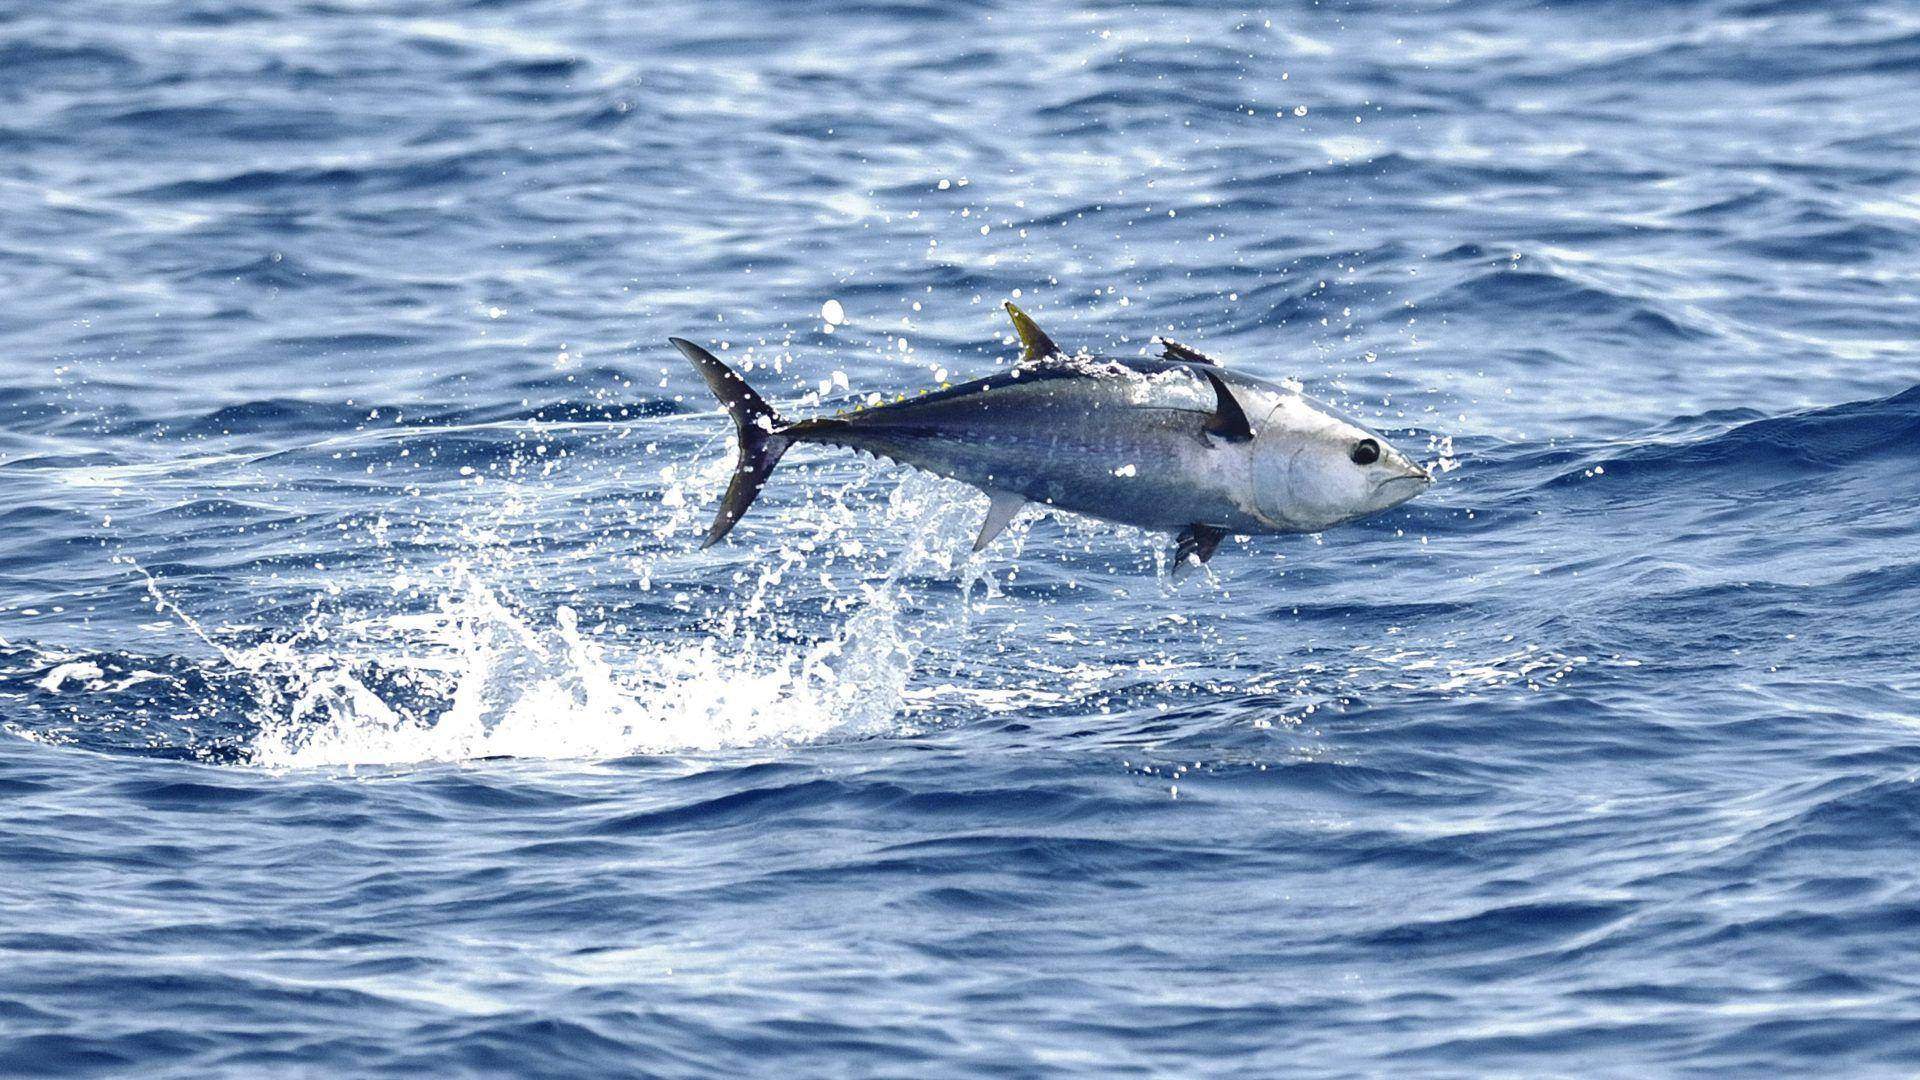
left=672, top=303, right=1430, bottom=567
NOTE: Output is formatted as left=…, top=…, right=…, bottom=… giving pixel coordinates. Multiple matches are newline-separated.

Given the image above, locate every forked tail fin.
left=670, top=337, right=791, bottom=549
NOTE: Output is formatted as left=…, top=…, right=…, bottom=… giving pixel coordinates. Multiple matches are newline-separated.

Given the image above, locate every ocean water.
left=4, top=0, right=1920, bottom=1075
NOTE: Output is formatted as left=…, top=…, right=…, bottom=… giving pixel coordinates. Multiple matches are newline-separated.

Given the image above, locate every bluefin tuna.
left=672, top=303, right=1430, bottom=566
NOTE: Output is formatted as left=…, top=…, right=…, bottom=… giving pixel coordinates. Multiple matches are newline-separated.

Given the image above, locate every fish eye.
left=1350, top=438, right=1380, bottom=466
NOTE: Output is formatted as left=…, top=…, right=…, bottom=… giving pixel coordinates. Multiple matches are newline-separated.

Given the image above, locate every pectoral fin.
left=1174, top=524, right=1227, bottom=567
left=1200, top=369, right=1253, bottom=444
left=973, top=489, right=1027, bottom=552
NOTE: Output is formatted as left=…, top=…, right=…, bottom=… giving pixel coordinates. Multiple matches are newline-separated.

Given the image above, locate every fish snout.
left=1369, top=451, right=1432, bottom=510
left=1387, top=448, right=1432, bottom=486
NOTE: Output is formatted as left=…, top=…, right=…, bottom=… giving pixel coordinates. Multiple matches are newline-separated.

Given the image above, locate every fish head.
left=1249, top=395, right=1431, bottom=530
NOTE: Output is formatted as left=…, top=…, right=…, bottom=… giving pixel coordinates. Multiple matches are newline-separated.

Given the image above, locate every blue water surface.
left=4, top=0, right=1920, bottom=1075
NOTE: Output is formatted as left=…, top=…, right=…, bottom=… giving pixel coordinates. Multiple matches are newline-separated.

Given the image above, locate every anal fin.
left=1174, top=524, right=1227, bottom=567
left=973, top=489, right=1027, bottom=552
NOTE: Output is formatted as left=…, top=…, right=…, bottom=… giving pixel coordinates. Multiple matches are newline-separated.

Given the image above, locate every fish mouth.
left=1385, top=457, right=1433, bottom=486
left=1373, top=465, right=1432, bottom=507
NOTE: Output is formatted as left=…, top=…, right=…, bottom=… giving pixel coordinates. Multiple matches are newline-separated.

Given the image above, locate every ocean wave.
left=1556, top=383, right=1920, bottom=485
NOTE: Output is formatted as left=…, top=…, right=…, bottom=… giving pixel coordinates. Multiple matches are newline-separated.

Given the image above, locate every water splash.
left=244, top=572, right=870, bottom=767
left=219, top=472, right=995, bottom=768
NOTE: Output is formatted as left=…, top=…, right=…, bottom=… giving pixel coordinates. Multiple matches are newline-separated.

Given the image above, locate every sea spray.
left=233, top=471, right=994, bottom=768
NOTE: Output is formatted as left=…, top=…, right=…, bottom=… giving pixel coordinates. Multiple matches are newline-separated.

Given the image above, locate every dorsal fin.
left=1159, top=338, right=1220, bottom=366
left=1003, top=301, right=1060, bottom=361
left=1200, top=368, right=1253, bottom=443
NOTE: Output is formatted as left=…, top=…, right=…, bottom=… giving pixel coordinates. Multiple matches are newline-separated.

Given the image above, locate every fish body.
left=673, top=303, right=1430, bottom=565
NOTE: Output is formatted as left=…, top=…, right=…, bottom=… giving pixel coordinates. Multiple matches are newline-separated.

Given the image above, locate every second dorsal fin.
left=1003, top=302, right=1061, bottom=361
left=1159, top=338, right=1220, bottom=366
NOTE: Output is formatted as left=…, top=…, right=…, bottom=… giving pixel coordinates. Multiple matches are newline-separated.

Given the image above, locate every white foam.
left=230, top=471, right=994, bottom=770
left=38, top=661, right=104, bottom=693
